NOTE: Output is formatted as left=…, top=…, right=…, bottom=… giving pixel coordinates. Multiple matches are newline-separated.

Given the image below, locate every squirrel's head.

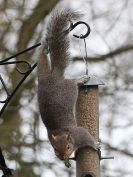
left=50, top=133, right=74, bottom=160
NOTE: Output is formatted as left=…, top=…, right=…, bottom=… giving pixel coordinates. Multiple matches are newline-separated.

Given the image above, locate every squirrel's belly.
left=39, top=99, right=77, bottom=130
left=38, top=77, right=78, bottom=130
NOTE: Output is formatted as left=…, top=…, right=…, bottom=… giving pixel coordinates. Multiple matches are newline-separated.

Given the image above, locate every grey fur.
left=37, top=7, right=98, bottom=161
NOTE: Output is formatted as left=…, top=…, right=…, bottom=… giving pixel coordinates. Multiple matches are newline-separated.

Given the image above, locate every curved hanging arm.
left=0, top=62, right=37, bottom=116
left=0, top=75, right=10, bottom=103
left=69, top=21, right=91, bottom=39
left=0, top=147, right=13, bottom=177
left=0, top=60, right=32, bottom=74
left=0, top=43, right=41, bottom=64
left=0, top=44, right=40, bottom=117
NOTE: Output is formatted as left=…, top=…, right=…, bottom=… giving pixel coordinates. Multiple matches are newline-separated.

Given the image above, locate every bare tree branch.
left=73, top=44, right=133, bottom=62
left=104, top=142, right=133, bottom=157
left=17, top=0, right=59, bottom=50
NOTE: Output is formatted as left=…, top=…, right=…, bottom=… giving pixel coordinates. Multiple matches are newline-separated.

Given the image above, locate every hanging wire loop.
left=69, top=21, right=91, bottom=39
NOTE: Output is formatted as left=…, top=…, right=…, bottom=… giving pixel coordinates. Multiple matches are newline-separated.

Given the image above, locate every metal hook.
left=69, top=21, right=91, bottom=39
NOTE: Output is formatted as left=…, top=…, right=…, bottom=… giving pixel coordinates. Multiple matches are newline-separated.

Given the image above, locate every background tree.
left=0, top=0, right=133, bottom=177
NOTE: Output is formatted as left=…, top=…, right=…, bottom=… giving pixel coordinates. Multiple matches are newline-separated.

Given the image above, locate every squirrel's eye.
left=67, top=145, right=70, bottom=150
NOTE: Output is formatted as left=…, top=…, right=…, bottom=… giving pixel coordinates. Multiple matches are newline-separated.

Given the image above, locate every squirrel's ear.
left=51, top=134, right=57, bottom=141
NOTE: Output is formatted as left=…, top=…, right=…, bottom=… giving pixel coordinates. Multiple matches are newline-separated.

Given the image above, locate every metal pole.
left=76, top=76, right=103, bottom=177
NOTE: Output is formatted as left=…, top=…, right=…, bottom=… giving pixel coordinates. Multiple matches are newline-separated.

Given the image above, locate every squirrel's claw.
left=64, top=159, right=71, bottom=168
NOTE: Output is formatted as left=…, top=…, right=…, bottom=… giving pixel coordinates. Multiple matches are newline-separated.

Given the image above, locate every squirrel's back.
left=38, top=7, right=80, bottom=130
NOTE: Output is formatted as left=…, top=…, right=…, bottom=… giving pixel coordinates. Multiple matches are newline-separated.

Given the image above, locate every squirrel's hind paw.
left=94, top=141, right=101, bottom=150
left=77, top=75, right=90, bottom=85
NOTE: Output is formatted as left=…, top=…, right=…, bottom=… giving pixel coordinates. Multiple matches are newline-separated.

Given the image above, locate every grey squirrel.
left=37, top=6, right=99, bottom=162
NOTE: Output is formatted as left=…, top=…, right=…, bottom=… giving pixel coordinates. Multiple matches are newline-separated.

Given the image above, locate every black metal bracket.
left=0, top=43, right=41, bottom=117
left=0, top=147, right=13, bottom=177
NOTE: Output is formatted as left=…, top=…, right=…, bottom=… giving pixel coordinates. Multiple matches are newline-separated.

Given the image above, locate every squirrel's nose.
left=60, top=154, right=67, bottom=160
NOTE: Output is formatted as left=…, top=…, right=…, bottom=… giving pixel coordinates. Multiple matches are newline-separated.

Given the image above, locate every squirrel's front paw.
left=77, top=75, right=90, bottom=85
left=64, top=159, right=71, bottom=168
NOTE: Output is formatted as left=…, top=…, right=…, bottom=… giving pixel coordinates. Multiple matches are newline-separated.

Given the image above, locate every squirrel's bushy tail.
left=44, top=8, right=81, bottom=75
